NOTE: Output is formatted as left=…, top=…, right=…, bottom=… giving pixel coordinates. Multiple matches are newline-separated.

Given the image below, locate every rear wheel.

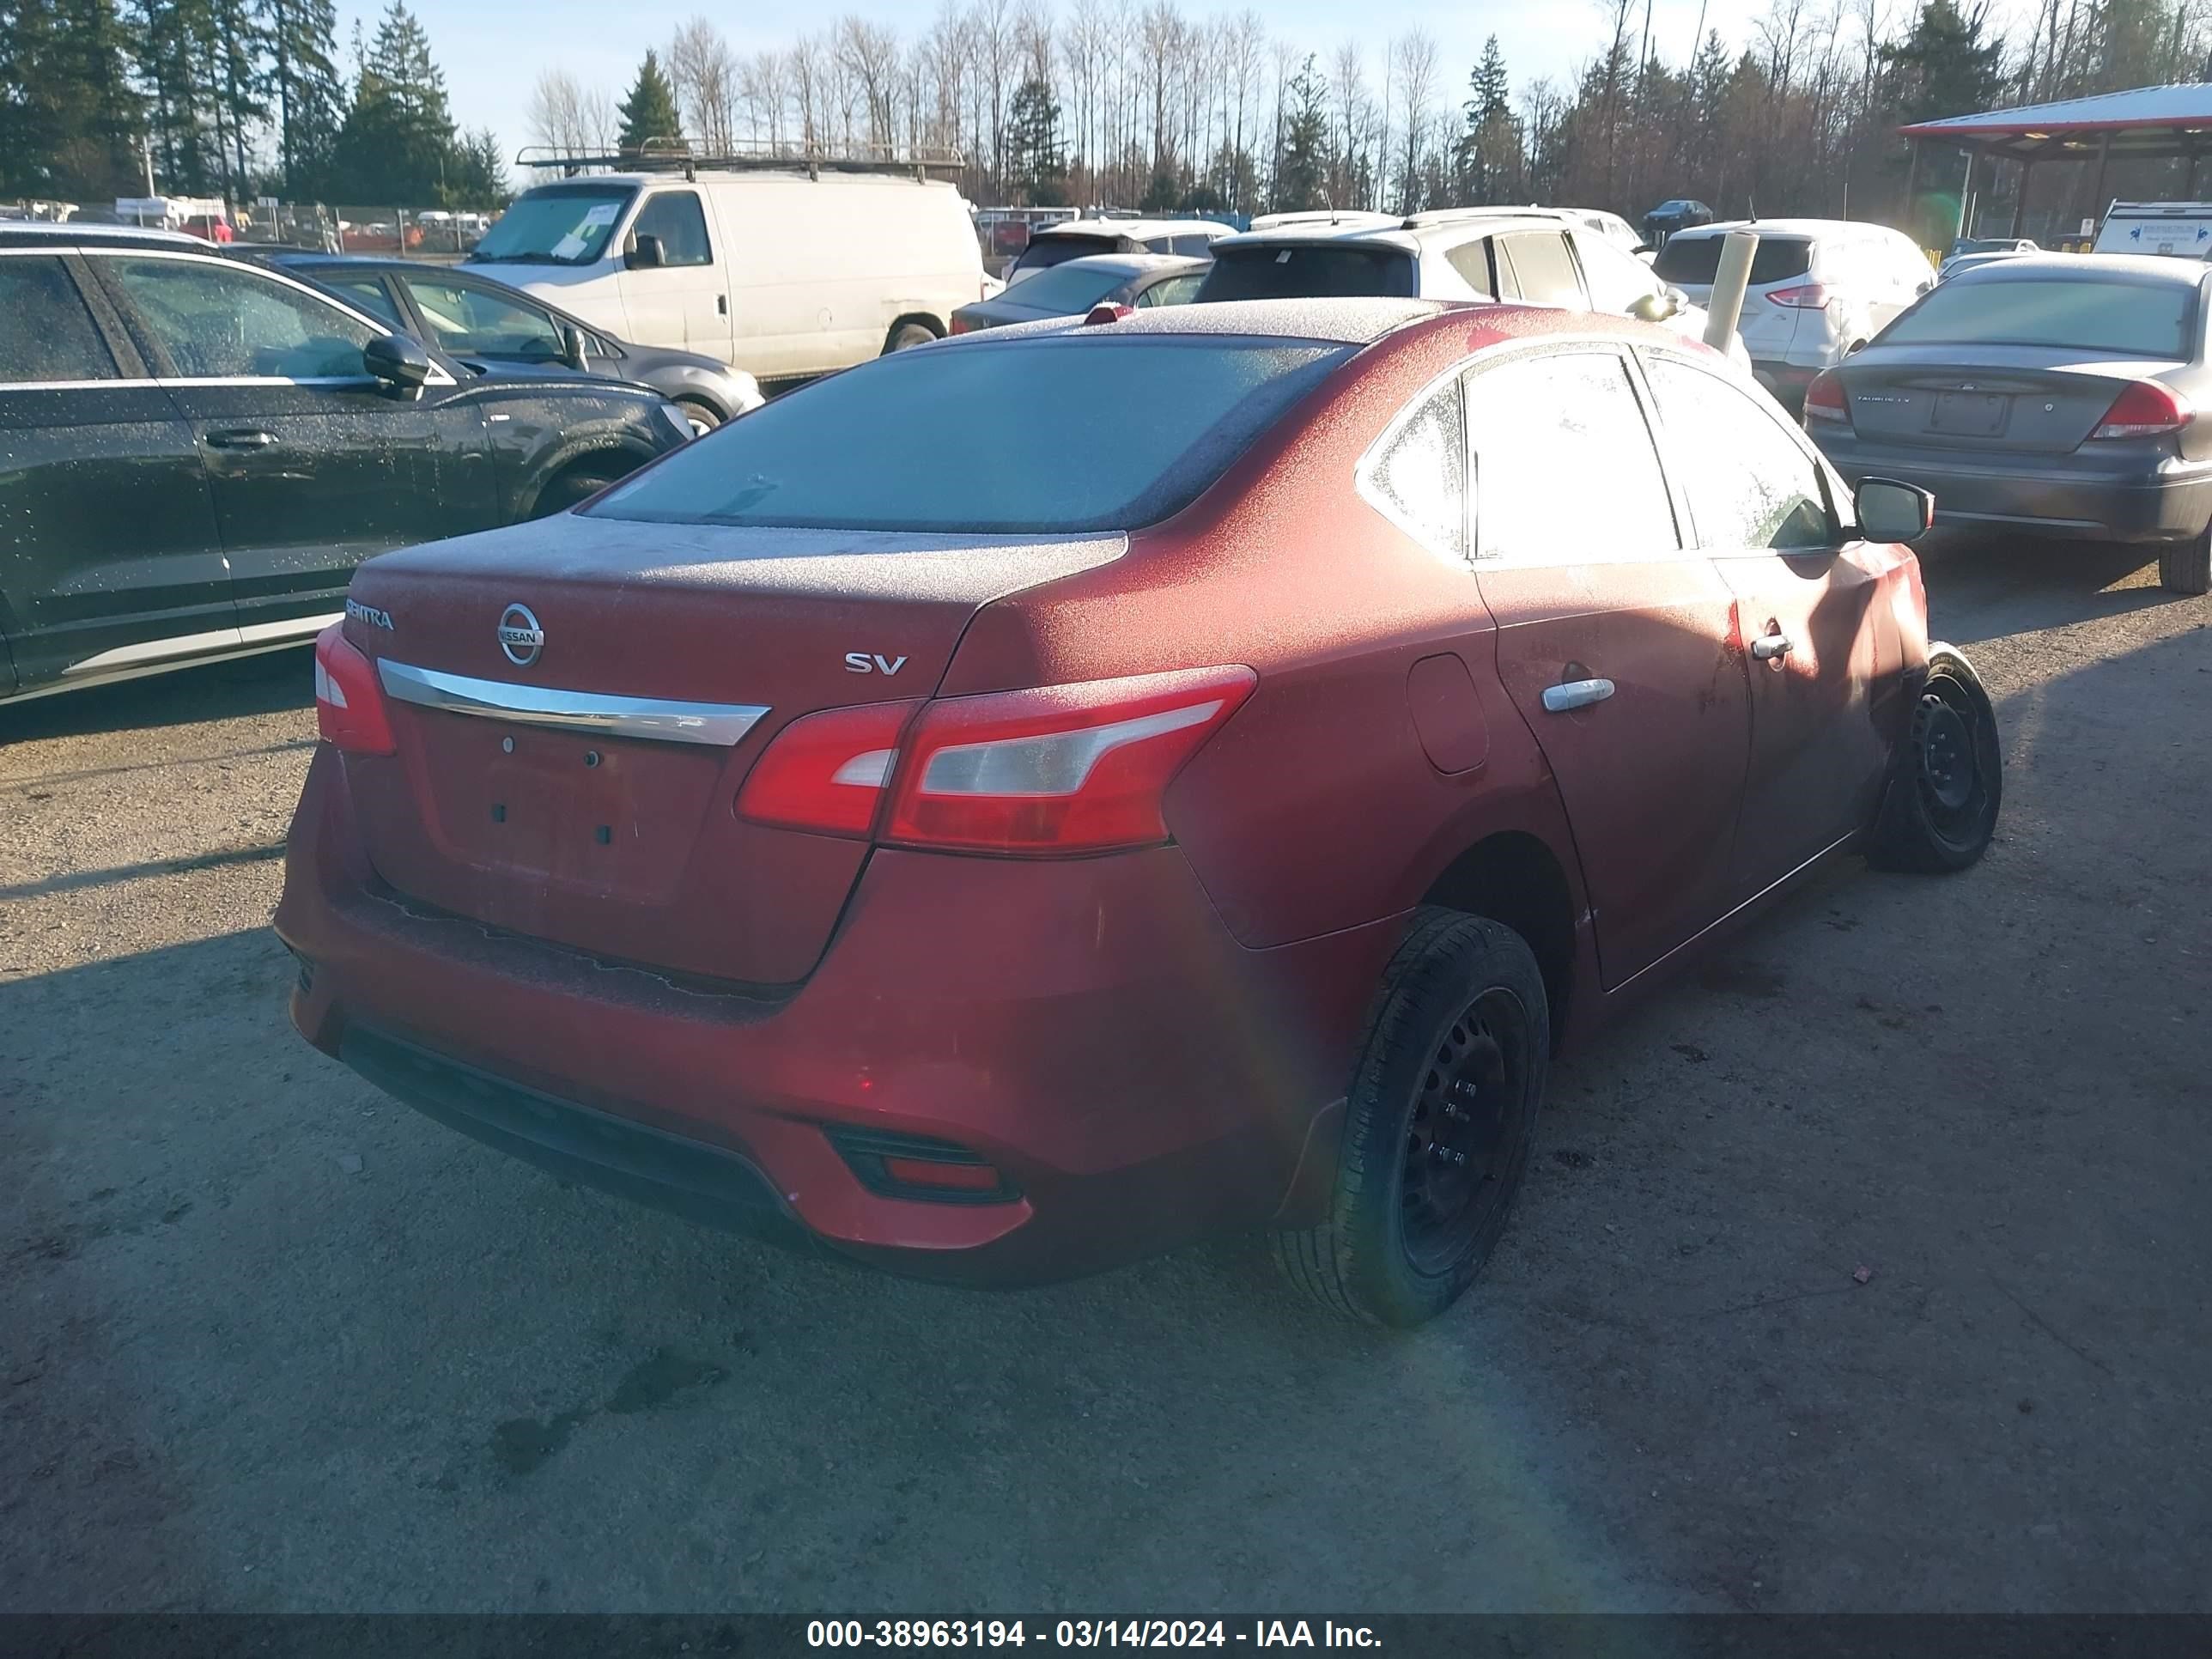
left=1273, top=908, right=1548, bottom=1327
left=884, top=319, right=939, bottom=354
left=1869, top=646, right=2002, bottom=874
left=2159, top=524, right=2212, bottom=595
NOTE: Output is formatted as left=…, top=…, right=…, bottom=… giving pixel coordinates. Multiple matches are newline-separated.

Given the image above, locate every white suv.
left=1005, top=217, right=1237, bottom=283
left=1194, top=210, right=1752, bottom=369
left=1649, top=218, right=1934, bottom=407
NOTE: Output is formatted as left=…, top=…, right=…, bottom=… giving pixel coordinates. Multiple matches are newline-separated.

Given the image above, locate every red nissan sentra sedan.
left=276, top=298, right=2001, bottom=1325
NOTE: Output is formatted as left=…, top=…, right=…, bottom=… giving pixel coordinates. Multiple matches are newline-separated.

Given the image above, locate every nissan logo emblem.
left=498, top=603, right=544, bottom=667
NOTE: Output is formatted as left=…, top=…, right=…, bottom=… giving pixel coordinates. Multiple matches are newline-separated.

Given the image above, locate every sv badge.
left=844, top=653, right=908, bottom=676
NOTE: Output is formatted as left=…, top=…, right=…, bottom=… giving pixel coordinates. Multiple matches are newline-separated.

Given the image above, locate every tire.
left=2160, top=524, right=2212, bottom=595
left=673, top=397, right=722, bottom=436
left=1273, top=908, right=1549, bottom=1327
left=1868, top=645, right=2002, bottom=874
left=884, top=319, right=939, bottom=354
left=529, top=466, right=619, bottom=520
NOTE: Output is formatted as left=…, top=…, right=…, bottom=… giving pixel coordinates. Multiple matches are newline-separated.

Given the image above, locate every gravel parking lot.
left=3, top=532, right=2207, bottom=1614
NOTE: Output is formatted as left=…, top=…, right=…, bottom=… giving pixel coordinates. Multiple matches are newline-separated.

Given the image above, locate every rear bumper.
left=1816, top=434, right=2212, bottom=541
left=275, top=747, right=1389, bottom=1285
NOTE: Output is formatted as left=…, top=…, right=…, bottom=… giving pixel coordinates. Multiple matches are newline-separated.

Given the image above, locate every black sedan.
left=0, top=225, right=690, bottom=705
left=1805, top=254, right=2212, bottom=594
left=949, top=253, right=1207, bottom=335
left=259, top=252, right=765, bottom=434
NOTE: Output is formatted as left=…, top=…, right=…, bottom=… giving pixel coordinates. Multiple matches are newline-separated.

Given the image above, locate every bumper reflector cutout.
left=831, top=1127, right=1016, bottom=1204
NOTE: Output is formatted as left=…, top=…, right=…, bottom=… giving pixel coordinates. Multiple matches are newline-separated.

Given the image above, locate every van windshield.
left=469, top=185, right=635, bottom=266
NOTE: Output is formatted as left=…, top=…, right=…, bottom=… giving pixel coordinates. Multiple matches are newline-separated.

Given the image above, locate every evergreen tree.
left=1273, top=55, right=1329, bottom=213
left=1006, top=75, right=1067, bottom=206
left=1, top=0, right=145, bottom=198
left=446, top=125, right=507, bottom=206
left=268, top=0, right=344, bottom=196
left=1882, top=0, right=2004, bottom=128
left=617, top=49, right=679, bottom=150
left=332, top=1, right=457, bottom=203
left=1455, top=36, right=1517, bottom=201
left=204, top=0, right=269, bottom=201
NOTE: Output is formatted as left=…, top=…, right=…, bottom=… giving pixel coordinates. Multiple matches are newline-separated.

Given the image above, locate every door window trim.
left=628, top=188, right=714, bottom=268
left=1459, top=337, right=1686, bottom=567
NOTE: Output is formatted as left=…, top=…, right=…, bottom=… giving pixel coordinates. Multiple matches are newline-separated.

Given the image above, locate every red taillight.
left=313, top=623, right=395, bottom=755
left=1802, top=369, right=1849, bottom=425
left=949, top=314, right=974, bottom=335
left=884, top=666, right=1256, bottom=856
left=1084, top=301, right=1133, bottom=325
left=2088, top=380, right=2191, bottom=441
left=1766, top=283, right=1831, bottom=309
left=736, top=700, right=920, bottom=838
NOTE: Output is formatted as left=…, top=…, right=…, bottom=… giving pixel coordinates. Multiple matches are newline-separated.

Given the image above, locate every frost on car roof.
left=971, top=296, right=1447, bottom=346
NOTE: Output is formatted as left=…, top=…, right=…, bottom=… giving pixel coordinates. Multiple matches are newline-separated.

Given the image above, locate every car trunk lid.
left=341, top=514, right=1122, bottom=986
left=1834, top=344, right=2184, bottom=453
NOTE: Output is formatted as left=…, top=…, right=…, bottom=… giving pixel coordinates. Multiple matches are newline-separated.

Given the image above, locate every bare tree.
left=668, top=18, right=738, bottom=152
left=740, top=51, right=790, bottom=149
left=1390, top=31, right=1437, bottom=213
left=837, top=16, right=904, bottom=151
left=526, top=69, right=591, bottom=155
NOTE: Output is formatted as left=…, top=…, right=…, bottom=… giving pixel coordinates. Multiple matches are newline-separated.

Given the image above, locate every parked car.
left=2090, top=201, right=2212, bottom=258
left=1543, top=206, right=1647, bottom=254
left=0, top=225, right=690, bottom=706
left=1643, top=198, right=1714, bottom=246
left=465, top=161, right=988, bottom=382
left=1942, top=235, right=2038, bottom=270
left=1937, top=248, right=2036, bottom=283
left=276, top=295, right=2000, bottom=1327
left=1193, top=210, right=1754, bottom=371
left=260, top=252, right=763, bottom=432
left=1650, top=218, right=1933, bottom=407
left=1002, top=216, right=1237, bottom=283
left=1804, top=253, right=2212, bottom=594
left=950, top=252, right=1207, bottom=332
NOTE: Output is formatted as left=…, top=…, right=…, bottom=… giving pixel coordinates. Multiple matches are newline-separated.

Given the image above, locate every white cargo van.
left=466, top=164, right=987, bottom=381
left=2092, top=202, right=2212, bottom=259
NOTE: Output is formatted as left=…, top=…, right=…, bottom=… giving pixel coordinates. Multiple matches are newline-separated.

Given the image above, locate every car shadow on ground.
left=0, top=647, right=313, bottom=746
left=1917, top=529, right=2174, bottom=644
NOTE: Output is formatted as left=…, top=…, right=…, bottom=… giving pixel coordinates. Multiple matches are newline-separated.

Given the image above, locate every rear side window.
left=633, top=191, right=712, bottom=266
left=320, top=274, right=404, bottom=328
left=1644, top=356, right=1832, bottom=551
left=1197, top=245, right=1418, bottom=301
left=1360, top=381, right=1466, bottom=559
left=1136, top=273, right=1204, bottom=308
left=1883, top=277, right=2197, bottom=356
left=1011, top=234, right=1118, bottom=275
left=1443, top=239, right=1497, bottom=299
left=994, top=263, right=1133, bottom=314
left=1497, top=233, right=1583, bottom=307
left=1463, top=349, right=1677, bottom=562
left=590, top=337, right=1350, bottom=533
left=1170, top=234, right=1216, bottom=257
left=0, top=256, right=118, bottom=382
left=1652, top=234, right=1814, bottom=286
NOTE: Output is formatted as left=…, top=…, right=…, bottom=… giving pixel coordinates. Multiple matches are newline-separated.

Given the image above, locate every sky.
left=343, top=0, right=1776, bottom=180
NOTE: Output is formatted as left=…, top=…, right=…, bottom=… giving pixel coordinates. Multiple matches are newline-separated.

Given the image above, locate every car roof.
left=1666, top=218, right=1887, bottom=240
left=0, top=222, right=210, bottom=251
left=1948, top=252, right=2209, bottom=286
left=1216, top=210, right=1573, bottom=254
left=1042, top=252, right=1211, bottom=278
left=955, top=295, right=1449, bottom=346
left=1031, top=218, right=1235, bottom=240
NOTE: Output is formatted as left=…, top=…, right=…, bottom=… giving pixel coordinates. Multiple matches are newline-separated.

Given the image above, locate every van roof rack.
left=514, top=137, right=966, bottom=183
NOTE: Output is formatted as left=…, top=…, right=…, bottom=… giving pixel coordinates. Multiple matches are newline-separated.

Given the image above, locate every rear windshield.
left=468, top=185, right=634, bottom=267
left=1011, top=233, right=1123, bottom=275
left=1196, top=245, right=1418, bottom=301
left=995, top=263, right=1133, bottom=313
left=1881, top=277, right=2198, bottom=357
left=588, top=337, right=1350, bottom=533
left=1651, top=234, right=1814, bottom=286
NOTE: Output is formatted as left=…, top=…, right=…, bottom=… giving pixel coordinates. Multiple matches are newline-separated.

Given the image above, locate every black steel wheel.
left=1274, top=908, right=1548, bottom=1327
left=1870, top=645, right=2002, bottom=874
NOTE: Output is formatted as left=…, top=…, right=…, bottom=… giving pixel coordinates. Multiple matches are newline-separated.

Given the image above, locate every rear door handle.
left=1751, top=631, right=1794, bottom=661
left=204, top=428, right=278, bottom=449
left=717, top=295, right=728, bottom=314
left=1541, top=678, right=1616, bottom=713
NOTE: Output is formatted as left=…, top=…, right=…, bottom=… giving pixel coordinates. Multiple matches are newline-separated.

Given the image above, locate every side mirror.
left=1084, top=301, right=1133, bottom=325
left=1856, top=477, right=1934, bottom=544
left=364, top=331, right=431, bottom=397
left=625, top=233, right=665, bottom=270
left=559, top=323, right=588, bottom=370
left=1846, top=337, right=1869, bottom=355
left=1628, top=289, right=1680, bottom=324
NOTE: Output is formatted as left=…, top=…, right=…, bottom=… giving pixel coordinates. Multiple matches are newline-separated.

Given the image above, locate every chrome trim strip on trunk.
left=376, top=659, right=768, bottom=747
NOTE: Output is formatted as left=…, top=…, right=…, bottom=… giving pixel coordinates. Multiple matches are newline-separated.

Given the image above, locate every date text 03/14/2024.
left=806, top=1621, right=1382, bottom=1649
